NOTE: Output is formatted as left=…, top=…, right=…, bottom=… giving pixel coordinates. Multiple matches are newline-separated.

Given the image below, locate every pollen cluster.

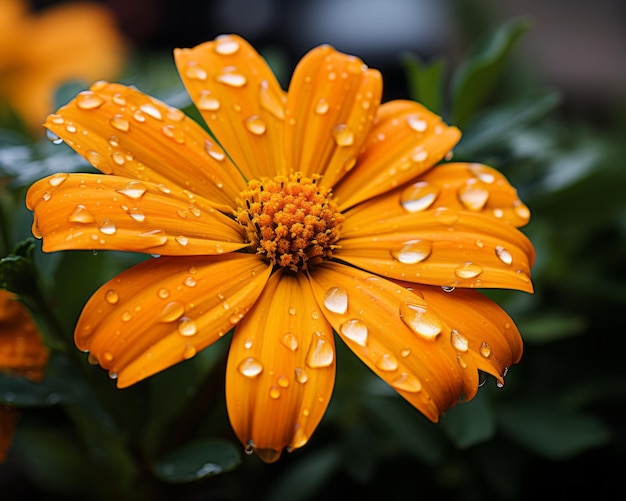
left=235, top=172, right=344, bottom=271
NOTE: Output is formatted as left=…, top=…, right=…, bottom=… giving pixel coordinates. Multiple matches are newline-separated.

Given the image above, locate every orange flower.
left=0, top=289, right=49, bottom=461
left=25, top=35, right=534, bottom=462
left=0, top=0, right=126, bottom=133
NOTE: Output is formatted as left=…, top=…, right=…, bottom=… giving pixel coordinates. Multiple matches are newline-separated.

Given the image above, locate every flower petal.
left=284, top=44, right=382, bottom=188
left=74, top=254, right=272, bottom=388
left=309, top=262, right=478, bottom=421
left=226, top=269, right=335, bottom=463
left=26, top=173, right=246, bottom=255
left=334, top=101, right=461, bottom=210
left=407, top=284, right=523, bottom=385
left=174, top=34, right=287, bottom=180
left=338, top=207, right=534, bottom=292
left=43, top=81, right=243, bottom=212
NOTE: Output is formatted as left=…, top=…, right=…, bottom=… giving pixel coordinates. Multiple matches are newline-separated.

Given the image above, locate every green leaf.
left=497, top=400, right=611, bottom=459
left=402, top=53, right=446, bottom=115
left=442, top=390, right=496, bottom=448
left=518, top=311, right=587, bottom=345
left=153, top=439, right=241, bottom=483
left=0, top=239, right=37, bottom=295
left=451, top=17, right=532, bottom=128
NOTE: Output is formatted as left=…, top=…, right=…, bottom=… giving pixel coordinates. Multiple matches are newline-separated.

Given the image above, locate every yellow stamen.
left=235, top=173, right=344, bottom=271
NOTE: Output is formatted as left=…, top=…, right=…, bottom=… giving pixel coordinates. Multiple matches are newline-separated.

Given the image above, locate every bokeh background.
left=1, top=0, right=625, bottom=499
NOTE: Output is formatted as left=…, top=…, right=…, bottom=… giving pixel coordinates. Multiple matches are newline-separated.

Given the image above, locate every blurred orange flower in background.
left=0, top=0, right=126, bottom=133
left=26, top=35, right=534, bottom=462
left=0, top=289, right=49, bottom=461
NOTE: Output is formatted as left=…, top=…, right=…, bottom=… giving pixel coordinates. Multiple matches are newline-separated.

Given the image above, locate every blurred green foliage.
left=1, top=10, right=624, bottom=501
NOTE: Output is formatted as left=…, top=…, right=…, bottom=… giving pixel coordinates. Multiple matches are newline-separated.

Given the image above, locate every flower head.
left=26, top=35, right=534, bottom=462
left=0, top=0, right=126, bottom=133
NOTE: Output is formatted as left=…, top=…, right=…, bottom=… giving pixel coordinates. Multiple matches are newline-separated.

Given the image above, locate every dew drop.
left=76, top=91, right=104, bottom=110
left=457, top=353, right=467, bottom=368
left=216, top=70, right=247, bottom=87
left=183, top=276, right=196, bottom=287
left=280, top=332, right=299, bottom=352
left=450, top=329, right=469, bottom=352
left=215, top=36, right=240, bottom=55
left=112, top=93, right=127, bottom=106
left=390, top=239, right=432, bottom=264
left=399, top=302, right=442, bottom=340
left=331, top=124, right=354, bottom=146
left=295, top=367, right=308, bottom=384
left=110, top=114, right=130, bottom=132
left=400, top=348, right=411, bottom=358
left=197, top=91, right=220, bottom=111
left=111, top=151, right=125, bottom=165
left=244, top=115, right=266, bottom=135
left=411, top=147, right=429, bottom=163
left=159, top=301, right=185, bottom=322
left=339, top=319, right=368, bottom=346
left=468, top=163, right=496, bottom=183
left=400, top=181, right=439, bottom=212
left=407, top=114, right=428, bottom=132
left=455, top=262, right=483, bottom=279
left=306, top=332, right=334, bottom=368
left=116, top=181, right=147, bottom=199
left=161, top=125, right=185, bottom=143
left=46, top=129, right=63, bottom=144
left=65, top=123, right=77, bottom=133
left=315, top=98, right=329, bottom=114
left=138, top=229, right=168, bottom=247
left=105, top=289, right=119, bottom=305
left=390, top=372, right=422, bottom=393
left=99, top=220, right=117, bottom=235
left=458, top=181, right=489, bottom=211
left=157, top=288, right=170, bottom=299
left=479, top=341, right=492, bottom=358
left=185, top=63, right=207, bottom=80
left=127, top=209, right=145, bottom=222
left=177, top=317, right=197, bottom=336
left=121, top=311, right=132, bottom=322
left=238, top=357, right=263, bottom=377
left=495, top=245, right=513, bottom=265
left=277, top=375, right=290, bottom=388
left=140, top=103, right=163, bottom=121
left=68, top=204, right=95, bottom=223
left=176, top=235, right=189, bottom=246
left=441, top=285, right=455, bottom=293
left=323, top=287, right=348, bottom=314
left=183, top=344, right=197, bottom=360
left=132, top=110, right=146, bottom=122
left=49, top=114, right=65, bottom=125
left=269, top=386, right=281, bottom=399
left=243, top=337, right=253, bottom=349
left=85, top=150, right=110, bottom=172
left=376, top=353, right=399, bottom=372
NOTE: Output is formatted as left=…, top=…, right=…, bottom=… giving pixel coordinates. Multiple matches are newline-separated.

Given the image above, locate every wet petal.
left=406, top=285, right=523, bottom=385
left=226, top=269, right=335, bottom=463
left=334, top=101, right=461, bottom=211
left=26, top=173, right=246, bottom=255
left=174, top=34, right=287, bottom=180
left=43, top=82, right=243, bottom=211
left=74, top=254, right=272, bottom=388
left=284, top=44, right=382, bottom=188
left=309, top=261, right=476, bottom=421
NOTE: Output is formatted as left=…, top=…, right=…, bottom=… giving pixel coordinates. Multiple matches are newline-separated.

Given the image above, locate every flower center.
left=235, top=172, right=344, bottom=271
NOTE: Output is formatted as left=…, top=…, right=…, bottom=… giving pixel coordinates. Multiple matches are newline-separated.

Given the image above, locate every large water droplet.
left=280, top=332, right=299, bottom=352
left=68, top=204, right=95, bottom=223
left=216, top=70, right=247, bottom=87
left=160, top=301, right=185, bottom=322
left=161, top=125, right=185, bottom=143
left=238, top=357, right=263, bottom=377
left=315, top=98, right=329, bottom=114
left=458, top=181, right=489, bottom=211
left=400, top=182, right=439, bottom=212
left=138, top=229, right=168, bottom=247
left=450, top=329, right=469, bottom=352
left=406, top=114, right=428, bottom=132
left=323, top=287, right=348, bottom=314
left=177, top=317, right=197, bottom=336
left=390, top=239, right=432, bottom=264
left=376, top=353, right=399, bottom=372
left=269, top=386, right=281, bottom=399
left=183, top=344, right=197, bottom=360
left=411, top=147, right=429, bottom=163
left=468, top=163, right=495, bottom=184
left=306, top=332, right=334, bottom=368
left=99, top=220, right=117, bottom=235
left=215, top=35, right=240, bottom=55
left=105, top=289, right=119, bottom=304
left=76, top=91, right=104, bottom=110
left=331, top=124, right=354, bottom=147
left=197, top=91, right=220, bottom=111
left=495, top=245, right=513, bottom=265
left=400, top=302, right=442, bottom=340
left=244, top=116, right=266, bottom=135
left=390, top=372, right=422, bottom=393
left=140, top=103, right=163, bottom=121
left=110, top=114, right=130, bottom=132
left=116, top=181, right=148, bottom=199
left=479, top=341, right=492, bottom=358
left=46, top=129, right=63, bottom=144
left=339, top=319, right=368, bottom=346
left=295, top=367, right=308, bottom=384
left=455, top=262, right=483, bottom=279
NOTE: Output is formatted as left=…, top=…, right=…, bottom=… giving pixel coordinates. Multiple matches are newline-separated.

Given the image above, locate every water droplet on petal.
left=323, top=287, right=348, bottom=314
left=277, top=375, right=289, bottom=388
left=495, top=245, right=513, bottom=265
left=49, top=114, right=65, bottom=125
left=315, top=98, right=329, bottom=114
left=99, top=220, right=117, bottom=235
left=269, top=386, right=281, bottom=399
left=105, top=289, right=119, bottom=304
left=116, top=181, right=147, bottom=199
left=185, top=62, right=207, bottom=80
left=110, top=114, right=130, bottom=132
left=411, top=147, right=429, bottom=163
left=406, top=114, right=428, bottom=132
left=390, top=372, right=422, bottom=393
left=175, top=235, right=189, bottom=246
left=376, top=353, right=399, bottom=371
left=458, top=181, right=489, bottom=211
left=216, top=70, right=247, bottom=87
left=332, top=124, right=354, bottom=146
left=400, top=302, right=443, bottom=340
left=159, top=301, right=185, bottom=322
left=197, top=91, right=220, bottom=111
left=244, top=115, right=266, bottom=135
left=339, top=319, right=368, bottom=346
left=85, top=150, right=110, bottom=172
left=450, top=329, right=469, bottom=352
left=161, top=125, right=185, bottom=143
left=215, top=36, right=240, bottom=55
left=112, top=93, right=127, bottom=106
left=177, top=317, right=197, bottom=336
left=183, top=276, right=196, bottom=287
left=76, top=91, right=104, bottom=110
left=183, top=344, right=197, bottom=359
left=390, top=239, right=432, bottom=264
left=157, top=288, right=170, bottom=299
left=295, top=367, right=308, bottom=384
left=306, top=332, right=334, bottom=368
left=69, top=204, right=95, bottom=223
left=140, top=103, right=163, bottom=121
left=400, top=182, right=439, bottom=212
left=468, top=163, right=496, bottom=183
left=138, top=229, right=168, bottom=247
left=479, top=341, right=492, bottom=358
left=280, top=332, right=299, bottom=352
left=238, top=357, right=263, bottom=377
left=455, top=262, right=483, bottom=279
left=46, top=129, right=63, bottom=144
left=441, top=285, right=455, bottom=293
